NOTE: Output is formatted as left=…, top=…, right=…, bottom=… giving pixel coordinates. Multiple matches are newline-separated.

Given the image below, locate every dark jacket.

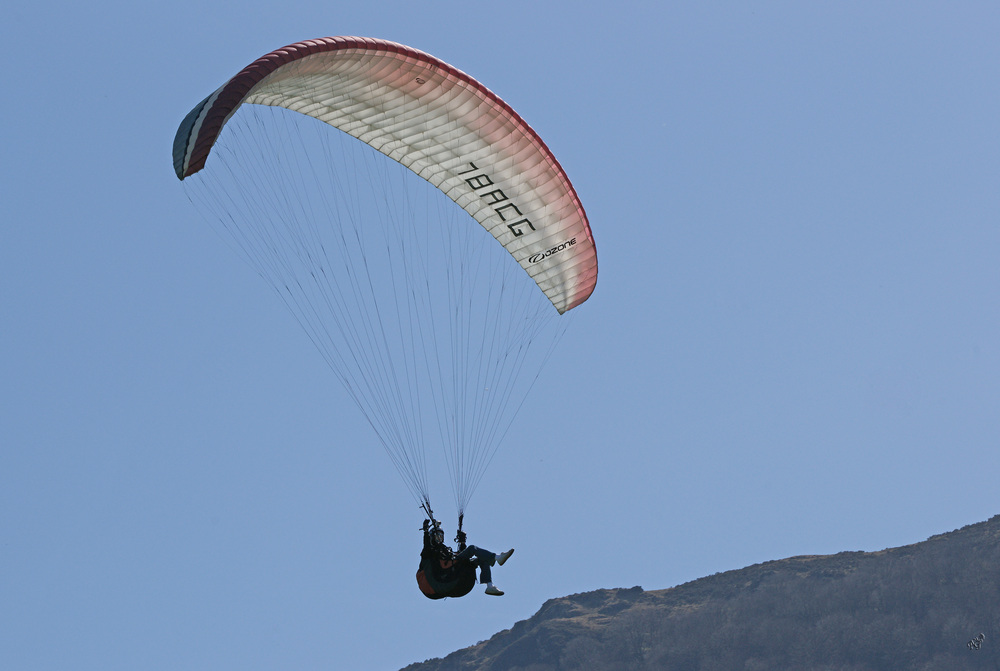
left=416, top=530, right=476, bottom=599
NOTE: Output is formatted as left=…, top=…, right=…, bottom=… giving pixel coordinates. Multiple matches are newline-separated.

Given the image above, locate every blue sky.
left=3, top=2, right=999, bottom=669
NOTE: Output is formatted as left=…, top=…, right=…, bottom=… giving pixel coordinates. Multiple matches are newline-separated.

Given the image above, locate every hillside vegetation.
left=402, top=515, right=1000, bottom=670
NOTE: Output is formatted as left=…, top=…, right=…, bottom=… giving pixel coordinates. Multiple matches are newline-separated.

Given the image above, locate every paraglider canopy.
left=174, top=36, right=597, bottom=313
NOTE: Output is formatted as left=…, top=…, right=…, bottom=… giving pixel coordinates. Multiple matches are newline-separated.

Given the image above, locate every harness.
left=416, top=507, right=475, bottom=599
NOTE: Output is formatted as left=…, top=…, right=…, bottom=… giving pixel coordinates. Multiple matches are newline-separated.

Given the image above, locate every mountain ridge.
left=402, top=515, right=1000, bottom=670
